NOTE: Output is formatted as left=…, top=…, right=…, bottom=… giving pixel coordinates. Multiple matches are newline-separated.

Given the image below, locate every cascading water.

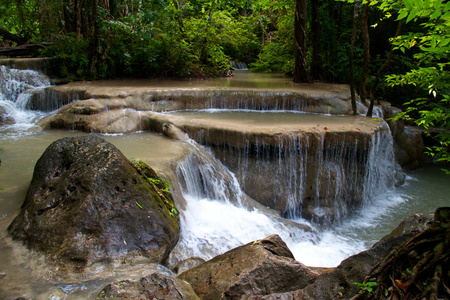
left=229, top=61, right=248, bottom=70
left=169, top=139, right=317, bottom=265
left=168, top=117, right=404, bottom=267
left=182, top=113, right=401, bottom=225
left=0, top=65, right=51, bottom=132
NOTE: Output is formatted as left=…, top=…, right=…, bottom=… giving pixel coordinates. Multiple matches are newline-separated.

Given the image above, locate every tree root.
left=352, top=207, right=450, bottom=300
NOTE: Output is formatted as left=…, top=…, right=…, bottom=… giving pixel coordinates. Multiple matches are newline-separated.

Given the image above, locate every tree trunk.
left=310, top=0, right=324, bottom=81
left=349, top=0, right=360, bottom=115
left=174, top=0, right=187, bottom=40
left=293, top=0, right=310, bottom=83
left=200, top=0, right=216, bottom=64
left=369, top=20, right=403, bottom=101
left=360, top=3, right=370, bottom=108
left=89, top=0, right=100, bottom=76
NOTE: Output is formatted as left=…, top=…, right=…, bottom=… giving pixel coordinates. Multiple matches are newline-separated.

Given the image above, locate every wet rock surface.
left=97, top=272, right=200, bottom=300
left=177, top=234, right=319, bottom=300
left=241, top=211, right=436, bottom=300
left=0, top=106, right=15, bottom=124
left=171, top=257, right=206, bottom=275
left=7, top=135, right=180, bottom=271
left=382, top=103, right=424, bottom=170
left=38, top=79, right=364, bottom=133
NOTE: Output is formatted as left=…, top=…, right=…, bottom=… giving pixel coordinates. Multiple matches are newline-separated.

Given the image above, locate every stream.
left=0, top=66, right=449, bottom=299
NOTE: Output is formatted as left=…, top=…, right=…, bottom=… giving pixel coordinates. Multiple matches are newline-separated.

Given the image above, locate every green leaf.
left=434, top=0, right=443, bottom=10
left=392, top=2, right=402, bottom=10
left=403, top=0, right=414, bottom=10
left=430, top=10, right=442, bottom=19
left=397, top=10, right=409, bottom=20
left=135, top=201, right=143, bottom=209
left=406, top=9, right=419, bottom=22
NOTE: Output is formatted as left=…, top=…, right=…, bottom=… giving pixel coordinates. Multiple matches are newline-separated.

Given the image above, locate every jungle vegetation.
left=0, top=0, right=448, bottom=166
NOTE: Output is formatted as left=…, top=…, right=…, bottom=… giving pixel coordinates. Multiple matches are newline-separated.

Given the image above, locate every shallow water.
left=70, top=71, right=348, bottom=92
left=163, top=109, right=382, bottom=133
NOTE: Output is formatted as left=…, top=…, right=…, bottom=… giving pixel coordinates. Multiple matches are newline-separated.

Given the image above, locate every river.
left=0, top=66, right=449, bottom=299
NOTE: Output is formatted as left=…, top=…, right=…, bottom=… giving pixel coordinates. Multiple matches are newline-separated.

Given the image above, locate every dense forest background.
left=0, top=0, right=448, bottom=167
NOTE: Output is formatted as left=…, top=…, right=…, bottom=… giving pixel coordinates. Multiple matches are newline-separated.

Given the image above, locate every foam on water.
left=0, top=66, right=52, bottom=133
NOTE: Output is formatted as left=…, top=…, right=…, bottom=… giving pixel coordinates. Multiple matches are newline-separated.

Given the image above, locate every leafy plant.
left=130, top=158, right=178, bottom=219
left=353, top=281, right=379, bottom=294
left=373, top=0, right=450, bottom=172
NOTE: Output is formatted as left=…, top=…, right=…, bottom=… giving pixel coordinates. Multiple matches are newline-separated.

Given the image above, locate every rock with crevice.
left=7, top=135, right=180, bottom=272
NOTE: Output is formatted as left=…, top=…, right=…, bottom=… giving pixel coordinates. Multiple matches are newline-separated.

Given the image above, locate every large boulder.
left=177, top=235, right=319, bottom=300
left=7, top=135, right=180, bottom=271
left=242, top=212, right=435, bottom=300
left=382, top=103, right=424, bottom=169
left=97, top=271, right=200, bottom=300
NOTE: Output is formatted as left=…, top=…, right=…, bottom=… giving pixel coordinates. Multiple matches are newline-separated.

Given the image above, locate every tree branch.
left=0, top=28, right=28, bottom=45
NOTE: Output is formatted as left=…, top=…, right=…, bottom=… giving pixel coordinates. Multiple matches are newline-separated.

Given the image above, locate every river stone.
left=177, top=234, right=319, bottom=300
left=7, top=135, right=179, bottom=271
left=379, top=213, right=433, bottom=242
left=97, top=272, right=200, bottom=300
left=171, top=257, right=206, bottom=275
left=0, top=105, right=15, bottom=125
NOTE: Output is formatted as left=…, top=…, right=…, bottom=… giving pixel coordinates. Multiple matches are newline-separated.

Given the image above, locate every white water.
left=169, top=137, right=402, bottom=267
left=0, top=66, right=52, bottom=133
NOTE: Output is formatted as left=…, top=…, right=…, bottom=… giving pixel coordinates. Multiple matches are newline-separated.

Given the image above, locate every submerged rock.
left=97, top=272, right=200, bottom=300
left=177, top=234, right=319, bottom=300
left=7, top=135, right=180, bottom=271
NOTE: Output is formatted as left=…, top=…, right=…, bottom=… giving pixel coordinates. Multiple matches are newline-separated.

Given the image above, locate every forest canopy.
left=0, top=0, right=448, bottom=166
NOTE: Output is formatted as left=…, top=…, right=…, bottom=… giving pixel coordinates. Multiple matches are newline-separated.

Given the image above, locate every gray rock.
left=382, top=103, right=424, bottom=169
left=7, top=135, right=180, bottom=271
left=0, top=105, right=15, bottom=125
left=171, top=257, right=206, bottom=275
left=97, top=272, right=200, bottom=300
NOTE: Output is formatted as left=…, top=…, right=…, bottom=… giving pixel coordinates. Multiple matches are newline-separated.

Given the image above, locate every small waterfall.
left=169, top=139, right=316, bottom=265
left=0, top=66, right=51, bottom=131
left=229, top=61, right=248, bottom=70
left=203, top=122, right=400, bottom=225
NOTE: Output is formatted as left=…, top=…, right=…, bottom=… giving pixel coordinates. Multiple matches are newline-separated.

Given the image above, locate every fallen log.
left=0, top=42, right=53, bottom=58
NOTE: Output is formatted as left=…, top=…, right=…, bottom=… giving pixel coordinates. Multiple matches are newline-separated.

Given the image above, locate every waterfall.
left=229, top=61, right=248, bottom=70
left=0, top=66, right=51, bottom=132
left=169, top=139, right=316, bottom=265
left=169, top=126, right=402, bottom=267
left=207, top=123, right=400, bottom=225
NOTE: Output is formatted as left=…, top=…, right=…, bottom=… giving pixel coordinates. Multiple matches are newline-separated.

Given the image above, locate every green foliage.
left=41, top=34, right=90, bottom=79
left=375, top=0, right=450, bottom=169
left=353, top=280, right=379, bottom=294
left=250, top=0, right=295, bottom=74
